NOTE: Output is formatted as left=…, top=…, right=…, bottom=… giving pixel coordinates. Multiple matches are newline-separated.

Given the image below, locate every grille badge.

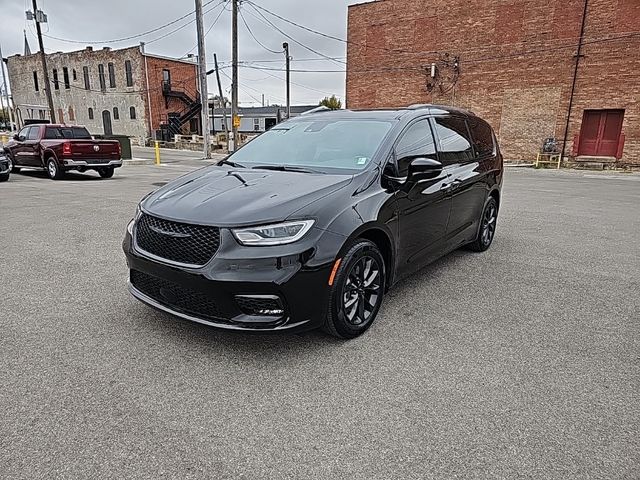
left=148, top=224, right=192, bottom=238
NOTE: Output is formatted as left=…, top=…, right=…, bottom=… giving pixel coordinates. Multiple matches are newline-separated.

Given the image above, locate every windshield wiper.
left=251, top=165, right=324, bottom=174
left=219, top=159, right=247, bottom=168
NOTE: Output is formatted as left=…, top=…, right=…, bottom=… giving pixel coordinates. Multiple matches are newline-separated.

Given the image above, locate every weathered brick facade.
left=347, top=0, right=640, bottom=165
left=7, top=45, right=198, bottom=144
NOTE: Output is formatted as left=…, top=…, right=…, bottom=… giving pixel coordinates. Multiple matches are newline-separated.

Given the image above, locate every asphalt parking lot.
left=1, top=165, right=638, bottom=479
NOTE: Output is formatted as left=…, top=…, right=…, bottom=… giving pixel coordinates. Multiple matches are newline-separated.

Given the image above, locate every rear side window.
left=44, top=127, right=92, bottom=139
left=432, top=116, right=475, bottom=164
left=27, top=127, right=40, bottom=140
left=394, top=119, right=437, bottom=177
left=467, top=117, right=495, bottom=157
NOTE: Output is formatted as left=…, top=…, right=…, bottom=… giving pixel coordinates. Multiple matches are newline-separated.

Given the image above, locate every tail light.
left=116, top=141, right=121, bottom=156
left=62, top=142, right=72, bottom=155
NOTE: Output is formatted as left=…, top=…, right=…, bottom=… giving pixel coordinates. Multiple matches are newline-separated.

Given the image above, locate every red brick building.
left=346, top=0, right=640, bottom=165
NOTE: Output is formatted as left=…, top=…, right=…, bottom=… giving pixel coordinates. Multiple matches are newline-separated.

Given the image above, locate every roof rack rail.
left=300, top=106, right=331, bottom=115
left=406, top=104, right=432, bottom=110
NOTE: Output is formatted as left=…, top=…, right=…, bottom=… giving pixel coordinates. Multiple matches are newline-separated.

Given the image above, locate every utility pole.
left=213, top=53, right=229, bottom=144
left=231, top=0, right=239, bottom=152
left=195, top=0, right=210, bottom=158
left=283, top=42, right=290, bottom=119
left=31, top=0, right=55, bottom=123
left=0, top=42, right=16, bottom=131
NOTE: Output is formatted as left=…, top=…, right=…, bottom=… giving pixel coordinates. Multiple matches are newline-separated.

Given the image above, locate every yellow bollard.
left=0, top=135, right=7, bottom=145
left=154, top=141, right=161, bottom=165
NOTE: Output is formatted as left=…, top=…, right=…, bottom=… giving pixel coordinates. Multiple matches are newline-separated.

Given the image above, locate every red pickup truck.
left=4, top=124, right=122, bottom=180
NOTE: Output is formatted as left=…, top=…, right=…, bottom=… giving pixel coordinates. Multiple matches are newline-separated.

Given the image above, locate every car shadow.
left=17, top=169, right=114, bottom=181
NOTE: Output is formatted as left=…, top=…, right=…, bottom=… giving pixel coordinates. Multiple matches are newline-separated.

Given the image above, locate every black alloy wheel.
left=98, top=167, right=114, bottom=178
left=324, top=240, right=386, bottom=339
left=469, top=196, right=498, bottom=252
left=8, top=154, right=20, bottom=173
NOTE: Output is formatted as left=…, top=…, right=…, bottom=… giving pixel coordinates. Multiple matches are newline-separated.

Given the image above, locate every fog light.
left=235, top=295, right=284, bottom=317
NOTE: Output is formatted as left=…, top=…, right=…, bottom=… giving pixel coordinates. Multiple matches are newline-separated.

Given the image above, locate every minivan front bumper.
left=122, top=225, right=345, bottom=333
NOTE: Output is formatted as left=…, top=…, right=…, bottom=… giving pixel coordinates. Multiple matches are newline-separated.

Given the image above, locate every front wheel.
left=0, top=171, right=9, bottom=182
left=323, top=240, right=386, bottom=339
left=468, top=196, right=498, bottom=252
left=8, top=154, right=20, bottom=173
left=98, top=167, right=114, bottom=178
left=47, top=158, right=65, bottom=180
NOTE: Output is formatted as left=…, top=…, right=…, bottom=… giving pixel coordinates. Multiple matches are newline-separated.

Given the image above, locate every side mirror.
left=408, top=157, right=443, bottom=181
left=13, top=134, right=20, bottom=141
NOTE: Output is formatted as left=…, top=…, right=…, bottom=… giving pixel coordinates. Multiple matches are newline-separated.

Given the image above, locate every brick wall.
left=143, top=55, right=199, bottom=135
left=347, top=0, right=640, bottom=165
left=7, top=46, right=148, bottom=144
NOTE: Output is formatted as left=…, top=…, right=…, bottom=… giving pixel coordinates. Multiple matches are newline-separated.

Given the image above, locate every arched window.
left=88, top=107, right=94, bottom=120
left=129, top=106, right=136, bottom=119
left=68, top=106, right=75, bottom=122
left=113, top=107, right=119, bottom=120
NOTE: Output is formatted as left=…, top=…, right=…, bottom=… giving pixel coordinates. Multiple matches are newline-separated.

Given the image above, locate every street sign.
left=233, top=115, right=241, bottom=128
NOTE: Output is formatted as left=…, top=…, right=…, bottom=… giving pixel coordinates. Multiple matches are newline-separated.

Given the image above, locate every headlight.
left=232, top=220, right=315, bottom=246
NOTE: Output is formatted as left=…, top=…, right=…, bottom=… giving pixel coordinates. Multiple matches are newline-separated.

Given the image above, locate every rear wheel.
left=468, top=196, right=498, bottom=252
left=323, top=240, right=386, bottom=339
left=98, top=167, right=114, bottom=178
left=46, top=158, right=64, bottom=180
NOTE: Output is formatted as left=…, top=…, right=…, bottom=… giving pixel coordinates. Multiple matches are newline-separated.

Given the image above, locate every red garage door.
left=578, top=110, right=624, bottom=157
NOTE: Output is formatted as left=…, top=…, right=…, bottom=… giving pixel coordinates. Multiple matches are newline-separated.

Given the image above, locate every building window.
left=63, top=67, right=70, bottom=89
left=52, top=69, right=59, bottom=90
left=33, top=71, right=39, bottom=91
left=83, top=66, right=90, bottom=90
left=72, top=69, right=77, bottom=81
left=88, top=107, right=94, bottom=120
left=108, top=62, right=116, bottom=88
left=58, top=108, right=64, bottom=123
left=113, top=107, right=119, bottom=120
left=129, top=106, right=136, bottom=119
left=68, top=106, right=75, bottom=122
left=253, top=118, right=260, bottom=131
left=98, top=64, right=106, bottom=92
left=125, top=60, right=133, bottom=87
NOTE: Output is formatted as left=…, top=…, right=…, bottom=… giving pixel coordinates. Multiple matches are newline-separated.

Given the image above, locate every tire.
left=46, top=158, right=64, bottom=180
left=8, top=154, right=20, bottom=173
left=468, top=196, right=498, bottom=252
left=0, top=171, right=9, bottom=182
left=323, top=240, right=386, bottom=339
left=98, top=167, right=114, bottom=178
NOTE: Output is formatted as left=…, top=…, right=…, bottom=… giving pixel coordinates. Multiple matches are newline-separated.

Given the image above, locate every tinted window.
left=229, top=120, right=393, bottom=173
left=44, top=127, right=92, bottom=139
left=18, top=127, right=30, bottom=141
left=467, top=117, right=495, bottom=157
left=394, top=119, right=437, bottom=177
left=432, top=116, right=474, bottom=164
left=27, top=127, right=40, bottom=140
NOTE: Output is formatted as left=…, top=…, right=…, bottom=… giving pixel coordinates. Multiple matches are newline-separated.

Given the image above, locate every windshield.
left=228, top=119, right=393, bottom=172
left=44, top=127, right=92, bottom=139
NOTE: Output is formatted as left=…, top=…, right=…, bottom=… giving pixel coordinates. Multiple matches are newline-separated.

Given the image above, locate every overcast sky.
left=2, top=0, right=355, bottom=106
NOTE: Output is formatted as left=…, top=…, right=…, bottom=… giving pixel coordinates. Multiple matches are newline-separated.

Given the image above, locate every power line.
left=183, top=0, right=229, bottom=57
left=238, top=7, right=283, bottom=55
left=42, top=0, right=220, bottom=45
left=243, top=3, right=347, bottom=66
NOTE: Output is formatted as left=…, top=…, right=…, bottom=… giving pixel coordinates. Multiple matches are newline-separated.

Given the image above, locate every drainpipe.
left=561, top=0, right=588, bottom=162
left=141, top=42, right=153, bottom=141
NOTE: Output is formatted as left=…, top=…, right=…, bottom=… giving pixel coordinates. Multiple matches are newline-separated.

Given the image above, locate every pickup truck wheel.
left=46, top=158, right=64, bottom=180
left=8, top=155, right=20, bottom=173
left=98, top=167, right=114, bottom=178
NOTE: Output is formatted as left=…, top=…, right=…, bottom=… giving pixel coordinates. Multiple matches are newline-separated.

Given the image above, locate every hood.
left=141, top=166, right=354, bottom=226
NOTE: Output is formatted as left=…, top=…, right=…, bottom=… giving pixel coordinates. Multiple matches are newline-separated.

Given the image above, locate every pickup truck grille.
left=135, top=213, right=220, bottom=266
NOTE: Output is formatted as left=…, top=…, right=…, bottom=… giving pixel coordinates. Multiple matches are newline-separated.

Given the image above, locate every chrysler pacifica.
left=123, top=105, right=503, bottom=338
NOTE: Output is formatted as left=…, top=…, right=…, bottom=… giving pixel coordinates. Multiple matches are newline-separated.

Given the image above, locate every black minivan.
left=123, top=105, right=503, bottom=338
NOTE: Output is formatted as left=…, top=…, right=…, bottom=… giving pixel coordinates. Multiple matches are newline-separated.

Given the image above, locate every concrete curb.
left=123, top=158, right=155, bottom=166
